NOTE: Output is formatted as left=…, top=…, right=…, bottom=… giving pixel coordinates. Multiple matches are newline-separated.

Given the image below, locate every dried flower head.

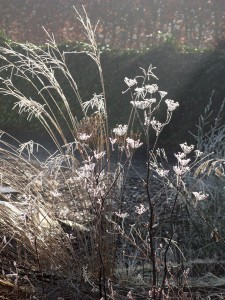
left=173, top=165, right=190, bottom=176
left=78, top=133, right=92, bottom=141
left=195, top=150, right=203, bottom=157
left=130, top=99, right=156, bottom=109
left=134, top=87, right=145, bottom=98
left=113, top=124, right=128, bottom=136
left=193, top=191, right=209, bottom=201
left=165, top=99, right=179, bottom=112
left=150, top=117, right=163, bottom=136
left=126, top=137, right=143, bottom=149
left=124, top=77, right=137, bottom=88
left=115, top=211, right=129, bottom=218
left=180, top=142, right=194, bottom=154
left=174, top=152, right=191, bottom=166
left=159, top=91, right=168, bottom=98
left=174, top=152, right=186, bottom=160
left=94, top=150, right=106, bottom=160
left=135, top=204, right=147, bottom=215
left=145, top=83, right=158, bottom=94
left=156, top=168, right=169, bottom=177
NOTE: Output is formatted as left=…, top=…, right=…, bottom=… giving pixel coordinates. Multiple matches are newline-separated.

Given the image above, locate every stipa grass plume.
left=0, top=7, right=124, bottom=299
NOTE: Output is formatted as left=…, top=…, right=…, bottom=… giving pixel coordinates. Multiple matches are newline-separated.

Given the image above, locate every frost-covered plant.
left=0, top=22, right=193, bottom=300
left=182, top=96, right=225, bottom=262
left=0, top=6, right=222, bottom=300
left=110, top=62, right=225, bottom=298
left=108, top=66, right=197, bottom=298
left=0, top=7, right=115, bottom=299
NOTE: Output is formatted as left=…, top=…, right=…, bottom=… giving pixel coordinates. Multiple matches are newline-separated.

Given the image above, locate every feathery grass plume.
left=0, top=7, right=116, bottom=299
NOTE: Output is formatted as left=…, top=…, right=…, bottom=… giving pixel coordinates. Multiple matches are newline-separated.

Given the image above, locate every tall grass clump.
left=0, top=6, right=224, bottom=300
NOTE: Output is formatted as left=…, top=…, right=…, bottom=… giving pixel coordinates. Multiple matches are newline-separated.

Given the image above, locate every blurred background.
left=0, top=0, right=224, bottom=49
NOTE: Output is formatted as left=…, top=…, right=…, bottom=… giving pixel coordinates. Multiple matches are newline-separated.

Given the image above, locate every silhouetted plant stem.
left=146, top=136, right=157, bottom=299
left=158, top=190, right=180, bottom=299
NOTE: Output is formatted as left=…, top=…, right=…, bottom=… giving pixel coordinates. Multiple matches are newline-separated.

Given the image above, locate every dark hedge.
left=0, top=41, right=225, bottom=150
